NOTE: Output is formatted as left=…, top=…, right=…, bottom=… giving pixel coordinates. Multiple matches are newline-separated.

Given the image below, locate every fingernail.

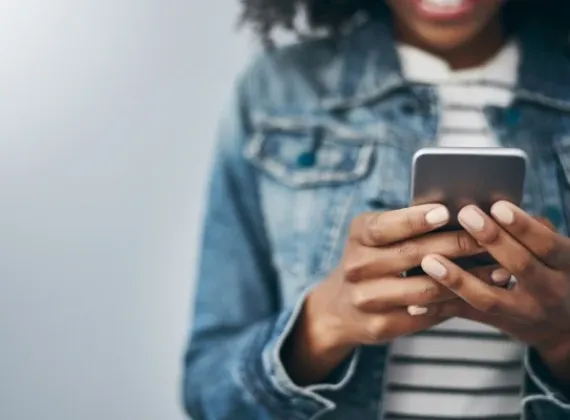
left=459, top=207, right=485, bottom=231
left=421, top=257, right=448, bottom=279
left=425, top=206, right=450, bottom=226
left=407, top=305, right=429, bottom=316
left=491, top=202, right=515, bottom=225
left=491, top=268, right=511, bottom=285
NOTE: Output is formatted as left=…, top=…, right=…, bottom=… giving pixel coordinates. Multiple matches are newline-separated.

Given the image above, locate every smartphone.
left=407, top=147, right=528, bottom=275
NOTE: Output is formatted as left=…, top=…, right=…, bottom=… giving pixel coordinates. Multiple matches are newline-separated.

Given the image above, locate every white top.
left=382, top=41, right=525, bottom=420
left=399, top=39, right=519, bottom=147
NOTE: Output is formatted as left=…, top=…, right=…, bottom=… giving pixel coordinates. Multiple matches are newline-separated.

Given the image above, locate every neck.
left=395, top=17, right=506, bottom=70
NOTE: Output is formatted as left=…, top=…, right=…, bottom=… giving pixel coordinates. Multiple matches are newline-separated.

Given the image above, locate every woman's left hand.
left=421, top=201, right=570, bottom=382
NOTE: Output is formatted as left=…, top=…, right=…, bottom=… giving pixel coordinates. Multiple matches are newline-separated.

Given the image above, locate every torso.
left=242, top=18, right=570, bottom=419
left=382, top=40, right=525, bottom=420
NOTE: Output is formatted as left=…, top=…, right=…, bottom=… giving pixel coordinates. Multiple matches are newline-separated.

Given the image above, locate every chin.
left=413, top=25, right=483, bottom=52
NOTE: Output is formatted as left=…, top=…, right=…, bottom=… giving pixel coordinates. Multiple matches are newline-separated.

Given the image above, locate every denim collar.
left=322, top=17, right=570, bottom=113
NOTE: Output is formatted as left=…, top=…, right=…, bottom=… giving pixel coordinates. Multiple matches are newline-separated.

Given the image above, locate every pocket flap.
left=244, top=116, right=375, bottom=188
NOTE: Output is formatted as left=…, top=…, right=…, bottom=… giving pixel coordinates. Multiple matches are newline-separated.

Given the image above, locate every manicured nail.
left=425, top=206, right=450, bottom=226
left=491, top=268, right=512, bottom=286
left=407, top=305, right=428, bottom=316
left=459, top=207, right=485, bottom=231
left=491, top=202, right=515, bottom=225
left=421, top=257, right=448, bottom=279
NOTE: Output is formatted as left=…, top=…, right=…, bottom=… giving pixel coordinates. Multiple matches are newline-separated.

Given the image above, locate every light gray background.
left=0, top=1, right=252, bottom=418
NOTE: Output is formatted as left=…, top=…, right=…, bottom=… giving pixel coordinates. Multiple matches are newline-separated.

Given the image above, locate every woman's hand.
left=283, top=204, right=499, bottom=385
left=420, top=201, right=570, bottom=383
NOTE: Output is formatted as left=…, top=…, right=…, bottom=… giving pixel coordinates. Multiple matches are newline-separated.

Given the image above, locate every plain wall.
left=0, top=1, right=252, bottom=418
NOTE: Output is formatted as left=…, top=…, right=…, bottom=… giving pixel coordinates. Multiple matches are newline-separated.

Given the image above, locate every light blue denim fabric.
left=184, top=17, right=570, bottom=420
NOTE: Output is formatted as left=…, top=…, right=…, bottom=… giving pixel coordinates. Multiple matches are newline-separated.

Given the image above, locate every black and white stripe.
left=383, top=319, right=524, bottom=418
left=385, top=40, right=523, bottom=420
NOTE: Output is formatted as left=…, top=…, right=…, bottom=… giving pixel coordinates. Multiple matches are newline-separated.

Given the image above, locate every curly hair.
left=240, top=0, right=570, bottom=47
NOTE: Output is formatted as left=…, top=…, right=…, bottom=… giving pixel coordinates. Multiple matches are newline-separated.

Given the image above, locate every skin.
left=425, top=203, right=570, bottom=383
left=284, top=0, right=570, bottom=387
left=284, top=205, right=502, bottom=384
left=386, top=0, right=506, bottom=69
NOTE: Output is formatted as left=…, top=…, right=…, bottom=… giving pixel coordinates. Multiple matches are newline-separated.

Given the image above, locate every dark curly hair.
left=240, top=0, right=570, bottom=47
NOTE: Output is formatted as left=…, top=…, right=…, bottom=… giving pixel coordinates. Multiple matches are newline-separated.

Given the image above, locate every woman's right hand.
left=283, top=204, right=508, bottom=385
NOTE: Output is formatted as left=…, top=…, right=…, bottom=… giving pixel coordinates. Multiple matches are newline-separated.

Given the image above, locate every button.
left=542, top=205, right=564, bottom=229
left=504, top=108, right=521, bottom=127
left=296, top=151, right=316, bottom=168
left=400, top=101, right=419, bottom=116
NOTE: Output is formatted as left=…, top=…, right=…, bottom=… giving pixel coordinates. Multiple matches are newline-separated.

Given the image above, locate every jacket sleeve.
left=522, top=348, right=570, bottom=419
left=182, top=75, right=359, bottom=420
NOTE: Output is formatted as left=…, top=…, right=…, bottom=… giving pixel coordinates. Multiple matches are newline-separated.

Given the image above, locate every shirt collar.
left=323, top=16, right=570, bottom=112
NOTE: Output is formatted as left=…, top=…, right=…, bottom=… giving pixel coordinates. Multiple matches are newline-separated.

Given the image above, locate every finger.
left=458, top=205, right=554, bottom=288
left=353, top=265, right=508, bottom=314
left=350, top=204, right=450, bottom=247
left=420, top=299, right=506, bottom=328
left=344, top=229, right=483, bottom=280
left=433, top=299, right=530, bottom=340
left=351, top=277, right=457, bottom=313
left=380, top=229, right=483, bottom=275
left=406, top=265, right=511, bottom=315
left=491, top=201, right=570, bottom=269
left=421, top=255, right=521, bottom=317
left=361, top=307, right=448, bottom=344
left=535, top=217, right=557, bottom=232
left=470, top=265, right=512, bottom=287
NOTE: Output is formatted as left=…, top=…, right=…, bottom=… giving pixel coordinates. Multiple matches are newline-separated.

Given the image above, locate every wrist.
left=536, top=335, right=570, bottom=383
left=303, top=285, right=354, bottom=361
left=281, top=283, right=354, bottom=386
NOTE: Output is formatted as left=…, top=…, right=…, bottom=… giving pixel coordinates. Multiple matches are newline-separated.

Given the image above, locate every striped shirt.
left=382, top=41, right=525, bottom=420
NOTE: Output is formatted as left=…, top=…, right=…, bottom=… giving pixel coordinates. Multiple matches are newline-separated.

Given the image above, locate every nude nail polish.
left=491, top=202, right=515, bottom=225
left=408, top=305, right=429, bottom=316
left=459, top=207, right=485, bottom=231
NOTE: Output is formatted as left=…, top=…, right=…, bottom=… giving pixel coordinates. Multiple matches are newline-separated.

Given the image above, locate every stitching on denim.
left=251, top=112, right=409, bottom=147
left=317, top=184, right=359, bottom=275
left=238, top=320, right=321, bottom=420
left=321, top=79, right=570, bottom=114
left=524, top=350, right=570, bottom=408
left=321, top=74, right=409, bottom=112
left=522, top=395, right=570, bottom=413
left=244, top=131, right=376, bottom=188
left=265, top=293, right=337, bottom=410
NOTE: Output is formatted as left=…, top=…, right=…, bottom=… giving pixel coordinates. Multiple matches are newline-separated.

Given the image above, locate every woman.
left=184, top=1, right=570, bottom=419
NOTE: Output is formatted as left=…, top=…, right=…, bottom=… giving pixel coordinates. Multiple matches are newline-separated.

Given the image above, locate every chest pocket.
left=245, top=117, right=375, bottom=188
left=244, top=115, right=409, bottom=304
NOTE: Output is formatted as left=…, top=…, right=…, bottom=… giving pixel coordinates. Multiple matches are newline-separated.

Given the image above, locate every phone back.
left=412, top=148, right=527, bottom=228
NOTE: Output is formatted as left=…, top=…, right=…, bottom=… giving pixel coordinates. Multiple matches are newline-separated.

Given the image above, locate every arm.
left=183, top=72, right=499, bottom=419
left=182, top=77, right=343, bottom=420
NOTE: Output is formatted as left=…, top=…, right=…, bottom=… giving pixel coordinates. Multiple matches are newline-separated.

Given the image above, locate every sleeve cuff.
left=238, top=287, right=359, bottom=419
left=263, top=287, right=360, bottom=396
left=523, top=347, right=570, bottom=410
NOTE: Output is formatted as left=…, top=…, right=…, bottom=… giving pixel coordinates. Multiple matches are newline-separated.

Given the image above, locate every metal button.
left=296, top=151, right=316, bottom=168
left=504, top=107, right=521, bottom=127
left=400, top=101, right=419, bottom=116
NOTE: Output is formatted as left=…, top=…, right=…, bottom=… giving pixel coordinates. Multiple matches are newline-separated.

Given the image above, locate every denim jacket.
left=184, top=17, right=570, bottom=420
